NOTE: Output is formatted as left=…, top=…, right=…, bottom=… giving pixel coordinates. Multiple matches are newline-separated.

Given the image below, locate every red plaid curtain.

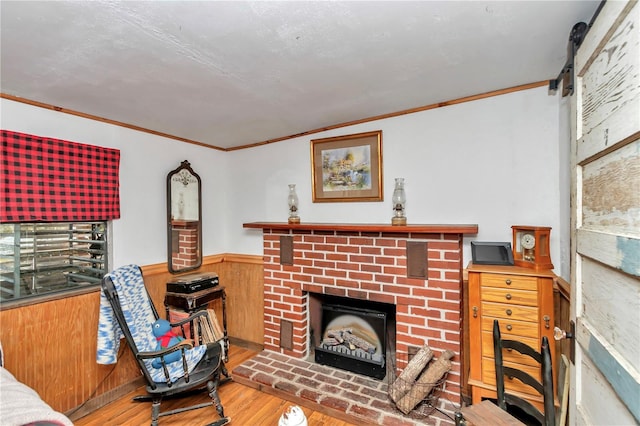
left=1, top=130, right=121, bottom=222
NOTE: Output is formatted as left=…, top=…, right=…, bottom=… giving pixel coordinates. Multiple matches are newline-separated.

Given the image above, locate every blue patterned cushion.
left=97, top=264, right=206, bottom=383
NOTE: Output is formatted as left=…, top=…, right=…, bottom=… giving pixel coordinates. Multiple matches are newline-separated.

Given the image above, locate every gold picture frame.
left=311, top=130, right=383, bottom=202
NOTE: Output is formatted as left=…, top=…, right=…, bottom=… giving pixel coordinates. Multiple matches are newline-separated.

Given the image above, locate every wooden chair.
left=99, top=264, right=230, bottom=426
left=454, top=400, right=526, bottom=425
left=493, top=319, right=555, bottom=426
left=556, top=354, right=570, bottom=426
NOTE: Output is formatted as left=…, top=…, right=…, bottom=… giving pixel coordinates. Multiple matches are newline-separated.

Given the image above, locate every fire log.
left=395, top=349, right=454, bottom=415
left=388, top=344, right=434, bottom=403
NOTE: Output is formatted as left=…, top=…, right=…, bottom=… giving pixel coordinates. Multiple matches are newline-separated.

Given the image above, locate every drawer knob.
left=543, top=315, right=550, bottom=329
left=506, top=324, right=513, bottom=331
left=505, top=293, right=512, bottom=300
left=506, top=309, right=513, bottom=316
left=473, top=306, right=478, bottom=318
left=505, top=279, right=512, bottom=285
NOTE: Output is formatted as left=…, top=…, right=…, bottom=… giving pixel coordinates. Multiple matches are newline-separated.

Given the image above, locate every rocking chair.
left=98, top=264, right=229, bottom=426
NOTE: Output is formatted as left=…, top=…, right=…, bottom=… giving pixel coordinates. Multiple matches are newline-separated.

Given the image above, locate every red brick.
left=428, top=280, right=459, bottom=290
left=325, top=287, right=346, bottom=297
left=273, top=286, right=293, bottom=295
left=346, top=289, right=369, bottom=300
left=326, top=236, right=348, bottom=245
left=444, top=311, right=460, bottom=321
left=304, top=236, right=327, bottom=243
left=294, top=258, right=313, bottom=267
left=396, top=313, right=424, bottom=326
left=319, top=395, right=350, bottom=411
left=325, top=269, right=347, bottom=278
left=292, top=273, right=313, bottom=282
left=273, top=271, right=292, bottom=280
left=313, top=275, right=335, bottom=285
left=396, top=323, right=409, bottom=334
left=375, top=238, right=397, bottom=247
left=231, top=364, right=254, bottom=379
left=396, top=296, right=425, bottom=307
left=303, top=251, right=325, bottom=259
left=348, top=404, right=381, bottom=422
left=335, top=279, right=359, bottom=289
left=444, top=251, right=461, bottom=261
left=368, top=292, right=395, bottom=304
left=314, top=260, right=336, bottom=268
left=302, top=267, right=324, bottom=275
left=383, top=266, right=405, bottom=276
left=302, top=283, right=323, bottom=293
left=412, top=307, right=441, bottom=318
left=314, top=244, right=337, bottom=252
left=445, top=270, right=461, bottom=280
left=300, top=388, right=322, bottom=403
left=264, top=293, right=282, bottom=301
left=430, top=340, right=460, bottom=353
left=361, top=246, right=382, bottom=255
left=383, top=248, right=405, bottom=257
left=413, top=287, right=443, bottom=299
left=428, top=300, right=460, bottom=311
left=428, top=241, right=460, bottom=251
left=326, top=253, right=349, bottom=261
left=396, top=277, right=427, bottom=286
left=428, top=260, right=461, bottom=270
left=350, top=254, right=375, bottom=263
left=296, top=242, right=313, bottom=251
left=374, top=256, right=395, bottom=265
left=254, top=372, right=276, bottom=386
left=382, top=284, right=411, bottom=295
left=337, top=245, right=359, bottom=253
left=336, top=261, right=359, bottom=271
left=361, top=282, right=382, bottom=292
left=427, top=319, right=458, bottom=331
left=274, top=380, right=299, bottom=394
left=348, top=271, right=374, bottom=281
left=374, top=274, right=394, bottom=283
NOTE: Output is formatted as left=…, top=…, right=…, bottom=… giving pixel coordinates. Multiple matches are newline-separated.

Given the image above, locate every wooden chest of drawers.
left=467, top=263, right=556, bottom=410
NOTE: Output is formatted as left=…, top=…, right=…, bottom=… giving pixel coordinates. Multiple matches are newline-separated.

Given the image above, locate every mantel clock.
left=511, top=225, right=554, bottom=271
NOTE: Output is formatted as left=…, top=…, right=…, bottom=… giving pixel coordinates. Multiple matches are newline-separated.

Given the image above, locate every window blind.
left=1, top=130, right=121, bottom=222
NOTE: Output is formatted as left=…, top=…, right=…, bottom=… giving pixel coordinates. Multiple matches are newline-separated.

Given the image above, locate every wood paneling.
left=0, top=291, right=140, bottom=414
left=0, top=253, right=265, bottom=416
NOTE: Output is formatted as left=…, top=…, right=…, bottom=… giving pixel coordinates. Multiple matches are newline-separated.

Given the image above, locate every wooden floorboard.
left=73, top=344, right=356, bottom=426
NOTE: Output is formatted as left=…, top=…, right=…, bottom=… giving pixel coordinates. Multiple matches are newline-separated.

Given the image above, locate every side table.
left=164, top=285, right=228, bottom=361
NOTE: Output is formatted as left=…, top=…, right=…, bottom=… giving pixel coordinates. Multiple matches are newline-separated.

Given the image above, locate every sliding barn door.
left=571, top=1, right=639, bottom=424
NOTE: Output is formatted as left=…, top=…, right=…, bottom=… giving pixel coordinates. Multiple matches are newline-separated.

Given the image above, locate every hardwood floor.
left=74, top=345, right=355, bottom=426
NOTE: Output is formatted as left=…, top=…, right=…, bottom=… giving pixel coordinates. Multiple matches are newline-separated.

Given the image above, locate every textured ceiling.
left=0, top=1, right=600, bottom=150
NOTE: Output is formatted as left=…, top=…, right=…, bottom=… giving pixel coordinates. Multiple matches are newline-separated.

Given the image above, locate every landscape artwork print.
left=311, top=130, right=383, bottom=202
left=321, top=145, right=371, bottom=192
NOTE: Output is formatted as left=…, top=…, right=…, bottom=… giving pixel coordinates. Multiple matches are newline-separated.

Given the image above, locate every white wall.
left=1, top=99, right=228, bottom=269
left=227, top=86, right=565, bottom=272
left=2, top=85, right=567, bottom=274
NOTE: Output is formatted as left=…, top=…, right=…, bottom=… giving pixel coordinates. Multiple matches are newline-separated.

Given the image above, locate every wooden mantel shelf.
left=243, top=222, right=478, bottom=234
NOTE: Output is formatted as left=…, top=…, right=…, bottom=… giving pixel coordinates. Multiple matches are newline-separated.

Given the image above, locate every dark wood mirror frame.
left=167, top=160, right=202, bottom=274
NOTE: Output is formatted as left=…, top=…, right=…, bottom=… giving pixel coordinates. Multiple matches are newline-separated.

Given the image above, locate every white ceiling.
left=1, top=1, right=600, bottom=150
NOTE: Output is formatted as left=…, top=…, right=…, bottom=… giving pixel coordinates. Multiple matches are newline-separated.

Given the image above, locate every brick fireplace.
left=240, top=222, right=477, bottom=424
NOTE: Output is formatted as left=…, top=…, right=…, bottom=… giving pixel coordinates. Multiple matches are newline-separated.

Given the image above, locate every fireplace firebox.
left=314, top=303, right=389, bottom=380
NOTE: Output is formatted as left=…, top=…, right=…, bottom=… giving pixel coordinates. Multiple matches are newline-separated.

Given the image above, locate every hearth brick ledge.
left=232, top=349, right=458, bottom=426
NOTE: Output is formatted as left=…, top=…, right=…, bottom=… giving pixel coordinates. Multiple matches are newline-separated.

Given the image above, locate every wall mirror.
left=167, top=160, right=202, bottom=273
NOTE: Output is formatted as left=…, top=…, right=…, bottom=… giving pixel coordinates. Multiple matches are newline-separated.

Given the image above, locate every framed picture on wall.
left=310, top=130, right=383, bottom=202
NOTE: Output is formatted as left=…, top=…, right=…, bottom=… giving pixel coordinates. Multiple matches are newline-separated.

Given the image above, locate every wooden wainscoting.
left=0, top=253, right=265, bottom=418
left=553, top=276, right=571, bottom=361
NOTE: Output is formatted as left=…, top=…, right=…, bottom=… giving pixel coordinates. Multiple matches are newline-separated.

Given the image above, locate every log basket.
left=387, top=352, right=449, bottom=418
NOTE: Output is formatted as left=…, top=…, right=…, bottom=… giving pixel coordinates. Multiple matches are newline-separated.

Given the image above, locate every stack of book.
left=196, top=309, right=225, bottom=344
